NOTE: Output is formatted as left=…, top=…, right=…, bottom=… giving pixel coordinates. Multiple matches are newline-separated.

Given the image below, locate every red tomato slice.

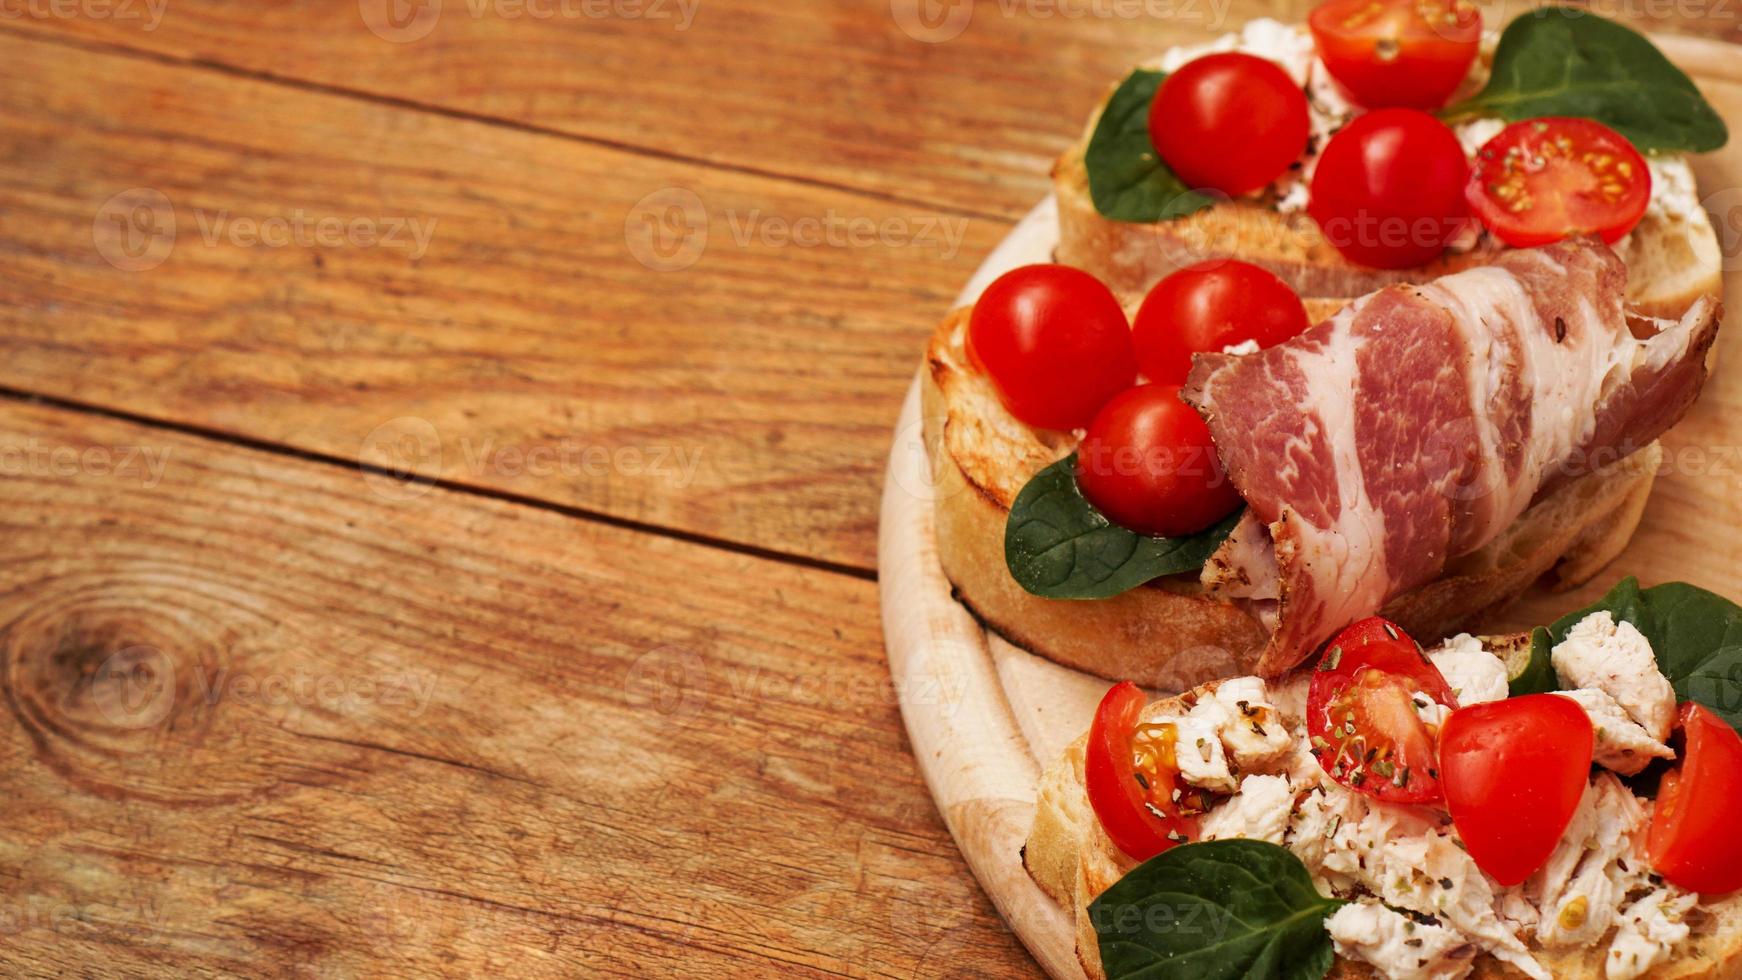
left=1131, top=260, right=1311, bottom=387
left=1440, top=694, right=1594, bottom=886
left=1074, top=384, right=1241, bottom=539
left=1307, top=617, right=1458, bottom=804
left=1084, top=681, right=1204, bottom=861
left=1466, top=118, right=1652, bottom=248
left=1309, top=0, right=1482, bottom=110
left=1648, top=702, right=1742, bottom=894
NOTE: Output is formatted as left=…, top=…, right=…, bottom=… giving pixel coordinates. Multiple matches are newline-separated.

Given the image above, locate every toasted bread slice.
left=924, top=307, right=1664, bottom=689
left=1052, top=113, right=1723, bottom=321
left=1025, top=679, right=1742, bottom=980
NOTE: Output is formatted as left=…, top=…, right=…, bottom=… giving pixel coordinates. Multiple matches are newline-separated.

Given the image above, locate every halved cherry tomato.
left=1307, top=617, right=1458, bottom=804
left=1149, top=52, right=1311, bottom=197
left=1085, top=681, right=1205, bottom=861
left=1648, top=702, right=1742, bottom=894
left=1440, top=694, right=1594, bottom=887
left=1309, top=0, right=1482, bottom=110
left=1309, top=108, right=1470, bottom=269
left=1075, top=384, right=1240, bottom=538
left=966, top=265, right=1136, bottom=431
left=1466, top=117, right=1652, bottom=248
left=1131, top=260, right=1311, bottom=386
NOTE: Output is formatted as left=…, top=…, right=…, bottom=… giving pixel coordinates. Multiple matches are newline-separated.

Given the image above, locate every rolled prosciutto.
left=1183, top=238, right=1720, bottom=675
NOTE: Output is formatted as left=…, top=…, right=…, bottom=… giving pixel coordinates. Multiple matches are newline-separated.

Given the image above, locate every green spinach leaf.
left=1544, top=578, right=1742, bottom=730
left=1005, top=455, right=1239, bottom=600
left=1445, top=10, right=1727, bottom=153
left=1091, top=839, right=1344, bottom=980
left=1084, top=69, right=1219, bottom=223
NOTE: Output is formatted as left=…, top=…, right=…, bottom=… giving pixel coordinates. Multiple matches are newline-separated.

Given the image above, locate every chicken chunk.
left=1199, top=774, right=1292, bottom=844
left=1552, top=613, right=1675, bottom=741
left=1429, top=636, right=1509, bottom=705
left=1163, top=711, right=1236, bottom=794
left=1198, top=676, right=1294, bottom=773
left=1327, top=901, right=1478, bottom=980
left=1606, top=888, right=1696, bottom=980
left=1557, top=688, right=1675, bottom=776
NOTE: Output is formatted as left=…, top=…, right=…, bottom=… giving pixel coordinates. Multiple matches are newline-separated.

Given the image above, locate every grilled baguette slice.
left=1024, top=679, right=1742, bottom=980
left=923, top=307, right=1664, bottom=690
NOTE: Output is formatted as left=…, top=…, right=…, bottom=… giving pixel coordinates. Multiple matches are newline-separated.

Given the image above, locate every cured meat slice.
left=1183, top=238, right=1720, bottom=674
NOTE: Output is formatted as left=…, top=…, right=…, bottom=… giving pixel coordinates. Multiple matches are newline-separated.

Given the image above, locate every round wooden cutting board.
left=879, top=35, right=1742, bottom=979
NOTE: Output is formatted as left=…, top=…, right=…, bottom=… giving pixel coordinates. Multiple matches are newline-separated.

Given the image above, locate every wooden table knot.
left=0, top=578, right=290, bottom=805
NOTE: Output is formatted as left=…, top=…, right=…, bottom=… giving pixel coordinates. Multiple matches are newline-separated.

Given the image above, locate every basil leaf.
left=1544, top=578, right=1742, bottom=731
left=1085, top=69, right=1218, bottom=223
left=1445, top=10, right=1727, bottom=153
left=1507, top=627, right=1559, bottom=697
left=1005, top=455, right=1239, bottom=600
left=1091, top=839, right=1344, bottom=980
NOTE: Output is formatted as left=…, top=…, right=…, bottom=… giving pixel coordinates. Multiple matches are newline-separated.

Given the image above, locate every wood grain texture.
left=0, top=0, right=1276, bottom=222
left=12, top=1, right=1742, bottom=222
left=0, top=396, right=1032, bottom=977
left=0, top=30, right=1008, bottom=572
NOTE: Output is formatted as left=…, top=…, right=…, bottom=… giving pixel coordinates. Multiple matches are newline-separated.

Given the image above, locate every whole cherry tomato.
left=1648, top=702, right=1742, bottom=894
left=1149, top=52, right=1311, bottom=197
left=1467, top=117, right=1653, bottom=248
left=1440, top=694, right=1594, bottom=887
left=1308, top=108, right=1470, bottom=269
left=1307, top=617, right=1458, bottom=805
left=1085, top=681, right=1204, bottom=861
left=1075, top=384, right=1240, bottom=538
left=966, top=264, right=1136, bottom=431
left=1309, top=0, right=1482, bottom=110
left=1132, top=260, right=1311, bottom=386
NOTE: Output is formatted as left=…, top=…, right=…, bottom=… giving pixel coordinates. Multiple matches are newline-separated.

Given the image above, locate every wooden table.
left=0, top=2, right=1735, bottom=975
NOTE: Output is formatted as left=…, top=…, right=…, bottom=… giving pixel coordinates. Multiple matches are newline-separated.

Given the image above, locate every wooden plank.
left=0, top=396, right=1031, bottom=977
left=0, top=0, right=1238, bottom=221
left=9, top=2, right=1741, bottom=222
left=0, top=31, right=1004, bottom=572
